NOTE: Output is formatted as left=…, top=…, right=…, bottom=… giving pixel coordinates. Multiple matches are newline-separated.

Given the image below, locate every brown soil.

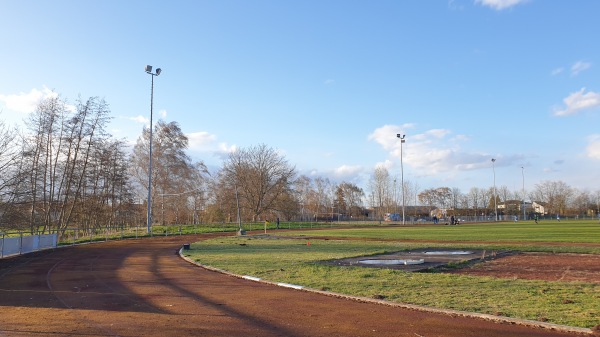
left=0, top=234, right=594, bottom=337
left=449, top=252, right=600, bottom=283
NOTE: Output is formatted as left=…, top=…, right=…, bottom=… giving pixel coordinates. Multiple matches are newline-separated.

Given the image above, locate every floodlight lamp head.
left=491, top=158, right=496, bottom=162
left=155, top=68, right=161, bottom=76
left=145, top=65, right=152, bottom=73
left=396, top=134, right=405, bottom=139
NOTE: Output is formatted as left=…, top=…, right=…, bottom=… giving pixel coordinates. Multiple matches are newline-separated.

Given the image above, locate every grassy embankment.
left=185, top=220, right=600, bottom=328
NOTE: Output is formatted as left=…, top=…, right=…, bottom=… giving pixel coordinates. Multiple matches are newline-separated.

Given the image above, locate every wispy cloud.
left=324, top=79, right=335, bottom=85
left=551, top=67, right=564, bottom=76
left=367, top=123, right=416, bottom=150
left=185, top=131, right=237, bottom=162
left=129, top=115, right=149, bottom=124
left=586, top=134, right=600, bottom=160
left=474, top=0, right=528, bottom=10
left=448, top=0, right=465, bottom=11
left=187, top=131, right=217, bottom=149
left=0, top=86, right=58, bottom=113
left=333, top=164, right=363, bottom=178
left=210, top=142, right=238, bottom=161
left=571, top=61, right=591, bottom=76
left=554, top=88, right=600, bottom=116
left=369, top=124, right=495, bottom=176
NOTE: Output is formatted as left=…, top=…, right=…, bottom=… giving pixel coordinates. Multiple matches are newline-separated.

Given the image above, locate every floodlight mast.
left=522, top=166, right=526, bottom=220
left=396, top=134, right=406, bottom=225
left=145, top=65, right=162, bottom=234
left=492, top=158, right=497, bottom=221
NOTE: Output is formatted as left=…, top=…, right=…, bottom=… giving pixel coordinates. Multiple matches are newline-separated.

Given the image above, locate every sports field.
left=185, top=220, right=600, bottom=329
left=0, top=221, right=596, bottom=336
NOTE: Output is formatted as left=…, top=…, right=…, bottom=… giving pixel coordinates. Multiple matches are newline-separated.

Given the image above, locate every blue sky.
left=1, top=0, right=600, bottom=195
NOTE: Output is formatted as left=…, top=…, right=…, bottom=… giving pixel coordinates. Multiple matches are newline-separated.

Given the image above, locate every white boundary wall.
left=1, top=233, right=58, bottom=258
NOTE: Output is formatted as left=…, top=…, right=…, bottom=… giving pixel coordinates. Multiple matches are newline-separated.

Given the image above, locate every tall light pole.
left=397, top=134, right=406, bottom=225
left=393, top=178, right=397, bottom=220
left=491, top=158, right=497, bottom=221
left=521, top=166, right=526, bottom=220
left=145, top=65, right=161, bottom=234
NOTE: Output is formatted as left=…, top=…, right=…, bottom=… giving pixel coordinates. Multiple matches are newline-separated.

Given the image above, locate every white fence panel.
left=21, top=235, right=40, bottom=254
left=1, top=234, right=58, bottom=258
left=2, top=237, right=21, bottom=257
left=39, top=234, right=57, bottom=249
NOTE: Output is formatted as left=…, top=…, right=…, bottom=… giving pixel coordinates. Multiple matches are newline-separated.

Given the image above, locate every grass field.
left=283, top=220, right=600, bottom=245
left=185, top=220, right=600, bottom=328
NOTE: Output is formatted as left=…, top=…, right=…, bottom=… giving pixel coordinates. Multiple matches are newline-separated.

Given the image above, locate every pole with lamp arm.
left=145, top=65, right=161, bottom=234
left=397, top=134, right=406, bottom=225
left=491, top=158, right=497, bottom=221
left=521, top=166, right=526, bottom=221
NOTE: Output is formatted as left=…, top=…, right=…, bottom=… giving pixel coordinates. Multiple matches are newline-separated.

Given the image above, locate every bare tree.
left=449, top=187, right=462, bottom=210
left=594, top=190, right=600, bottom=215
left=531, top=180, right=574, bottom=215
left=497, top=185, right=511, bottom=204
left=130, top=120, right=208, bottom=225
left=222, top=144, right=296, bottom=222
left=466, top=187, right=482, bottom=216
left=418, top=188, right=436, bottom=213
left=0, top=116, right=28, bottom=230
left=369, top=166, right=391, bottom=219
left=336, top=182, right=365, bottom=218
left=20, top=95, right=113, bottom=234
left=570, top=189, right=592, bottom=216
left=293, top=175, right=312, bottom=221
left=22, top=95, right=67, bottom=232
left=313, top=176, right=331, bottom=219
left=404, top=180, right=420, bottom=217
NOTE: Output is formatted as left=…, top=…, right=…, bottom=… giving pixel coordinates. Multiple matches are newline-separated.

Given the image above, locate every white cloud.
left=367, top=123, right=415, bottom=150
left=448, top=0, right=465, bottom=11
left=374, top=160, right=395, bottom=171
left=126, top=111, right=165, bottom=127
left=210, top=142, right=238, bottom=161
left=333, top=164, right=363, bottom=177
left=424, top=129, right=451, bottom=139
left=586, top=134, right=600, bottom=160
left=551, top=67, right=564, bottom=76
left=184, top=130, right=237, bottom=162
left=187, top=131, right=217, bottom=150
left=369, top=124, right=504, bottom=177
left=129, top=115, right=149, bottom=124
left=0, top=86, right=58, bottom=113
left=571, top=61, right=591, bottom=76
left=474, top=0, right=528, bottom=10
left=554, top=88, right=600, bottom=116
left=218, top=143, right=237, bottom=153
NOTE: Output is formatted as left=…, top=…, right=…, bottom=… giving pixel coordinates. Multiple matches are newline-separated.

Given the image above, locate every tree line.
left=368, top=166, right=600, bottom=219
left=1, top=94, right=598, bottom=234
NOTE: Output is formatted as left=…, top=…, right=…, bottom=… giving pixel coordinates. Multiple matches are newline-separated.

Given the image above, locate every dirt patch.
left=448, top=252, right=600, bottom=283
left=292, top=234, right=600, bottom=283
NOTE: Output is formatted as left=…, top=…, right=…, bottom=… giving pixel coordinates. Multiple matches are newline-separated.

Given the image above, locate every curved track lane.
left=0, top=235, right=589, bottom=337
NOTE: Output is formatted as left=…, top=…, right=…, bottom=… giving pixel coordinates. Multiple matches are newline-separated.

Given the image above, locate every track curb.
left=178, top=246, right=594, bottom=336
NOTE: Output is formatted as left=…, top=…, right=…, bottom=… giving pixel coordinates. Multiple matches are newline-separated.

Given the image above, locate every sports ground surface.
left=0, top=234, right=594, bottom=336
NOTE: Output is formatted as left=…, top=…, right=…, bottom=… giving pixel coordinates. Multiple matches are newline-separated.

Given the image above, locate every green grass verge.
left=281, top=220, right=600, bottom=245
left=185, top=224, right=600, bottom=328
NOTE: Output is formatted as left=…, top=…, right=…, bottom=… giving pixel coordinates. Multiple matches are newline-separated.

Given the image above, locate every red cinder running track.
left=0, top=235, right=587, bottom=337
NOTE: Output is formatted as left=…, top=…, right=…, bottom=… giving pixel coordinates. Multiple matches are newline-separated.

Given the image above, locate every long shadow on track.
left=0, top=234, right=590, bottom=337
